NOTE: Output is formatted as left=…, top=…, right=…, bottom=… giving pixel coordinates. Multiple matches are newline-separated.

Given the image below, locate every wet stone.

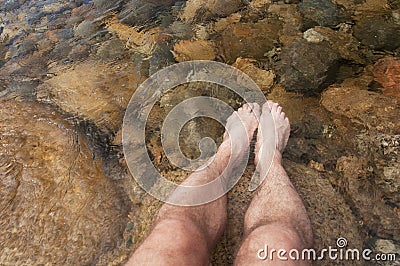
left=217, top=18, right=282, bottom=63
left=0, top=0, right=27, bottom=11
left=36, top=60, right=143, bottom=132
left=321, top=86, right=400, bottom=134
left=302, top=26, right=369, bottom=64
left=373, top=56, right=400, bottom=99
left=96, top=38, right=130, bottom=61
left=74, top=20, right=101, bottom=38
left=232, top=57, right=275, bottom=92
left=118, top=0, right=179, bottom=26
left=322, top=85, right=400, bottom=240
left=180, top=0, right=244, bottom=22
left=335, top=155, right=400, bottom=241
left=276, top=38, right=341, bottom=94
left=298, top=0, right=347, bottom=29
left=267, top=4, right=303, bottom=46
left=0, top=99, right=129, bottom=265
left=149, top=43, right=175, bottom=75
left=374, top=239, right=400, bottom=255
left=172, top=39, right=216, bottom=62
left=353, top=14, right=400, bottom=51
left=93, top=0, right=122, bottom=11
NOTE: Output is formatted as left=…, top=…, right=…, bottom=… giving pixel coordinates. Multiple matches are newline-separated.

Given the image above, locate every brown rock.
left=180, top=0, right=243, bottom=22
left=105, top=16, right=167, bottom=57
left=373, top=56, right=400, bottom=99
left=321, top=86, right=400, bottom=134
left=251, top=0, right=272, bottom=9
left=354, top=0, right=390, bottom=16
left=305, top=26, right=367, bottom=64
left=232, top=58, right=275, bottom=92
left=268, top=4, right=303, bottom=46
left=217, top=18, right=282, bottom=63
left=37, top=60, right=142, bottom=132
left=336, top=156, right=400, bottom=241
left=208, top=13, right=242, bottom=34
left=172, top=39, right=216, bottom=62
left=284, top=160, right=364, bottom=261
left=0, top=99, right=129, bottom=264
left=322, top=85, right=400, bottom=241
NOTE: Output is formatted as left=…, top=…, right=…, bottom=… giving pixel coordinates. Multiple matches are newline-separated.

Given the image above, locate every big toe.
left=252, top=103, right=261, bottom=118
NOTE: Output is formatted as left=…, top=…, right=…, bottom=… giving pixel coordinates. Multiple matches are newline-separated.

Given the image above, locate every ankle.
left=273, top=150, right=283, bottom=165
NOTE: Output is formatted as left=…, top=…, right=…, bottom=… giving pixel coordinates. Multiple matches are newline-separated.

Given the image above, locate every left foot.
left=222, top=103, right=260, bottom=162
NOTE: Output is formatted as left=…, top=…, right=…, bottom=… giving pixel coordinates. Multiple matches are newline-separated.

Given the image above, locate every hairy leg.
left=127, top=103, right=260, bottom=266
left=235, top=102, right=313, bottom=266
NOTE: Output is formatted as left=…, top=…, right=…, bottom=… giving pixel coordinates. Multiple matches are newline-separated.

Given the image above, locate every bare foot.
left=222, top=103, right=260, bottom=162
left=255, top=101, right=290, bottom=169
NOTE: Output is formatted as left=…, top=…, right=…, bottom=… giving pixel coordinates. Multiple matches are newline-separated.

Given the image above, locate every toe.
left=262, top=102, right=270, bottom=113
left=252, top=103, right=261, bottom=118
left=272, top=102, right=278, bottom=113
left=268, top=101, right=278, bottom=113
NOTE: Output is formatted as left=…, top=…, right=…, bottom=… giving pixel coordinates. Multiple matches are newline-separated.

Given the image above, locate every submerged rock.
left=284, top=160, right=364, bottom=258
left=321, top=86, right=400, bottom=133
left=277, top=38, right=340, bottom=94
left=106, top=16, right=167, bottom=58
left=373, top=56, right=400, bottom=99
left=302, top=26, right=367, bottom=64
left=217, top=18, right=282, bottom=63
left=353, top=14, right=400, bottom=51
left=322, top=86, right=400, bottom=241
left=268, top=4, right=303, bottom=46
left=37, top=60, right=143, bottom=132
left=93, top=0, right=122, bottom=11
left=374, top=239, right=400, bottom=255
left=298, top=0, right=347, bottom=28
left=180, top=0, right=244, bottom=22
left=172, top=39, right=216, bottom=62
left=232, top=58, right=275, bottom=92
left=118, top=0, right=179, bottom=26
left=96, top=38, right=130, bottom=61
left=74, top=20, right=101, bottom=38
left=335, top=155, right=400, bottom=241
left=0, top=99, right=129, bottom=264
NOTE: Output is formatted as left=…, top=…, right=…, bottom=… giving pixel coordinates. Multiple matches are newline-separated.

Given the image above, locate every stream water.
left=0, top=0, right=399, bottom=265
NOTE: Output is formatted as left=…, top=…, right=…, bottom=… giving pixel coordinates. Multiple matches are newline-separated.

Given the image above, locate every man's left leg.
left=127, top=103, right=260, bottom=265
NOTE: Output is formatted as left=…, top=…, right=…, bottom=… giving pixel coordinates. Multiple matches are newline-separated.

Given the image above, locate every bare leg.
left=235, top=102, right=313, bottom=265
left=127, top=103, right=260, bottom=266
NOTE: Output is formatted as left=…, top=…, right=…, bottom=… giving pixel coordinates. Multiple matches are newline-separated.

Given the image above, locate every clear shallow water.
left=0, top=0, right=399, bottom=265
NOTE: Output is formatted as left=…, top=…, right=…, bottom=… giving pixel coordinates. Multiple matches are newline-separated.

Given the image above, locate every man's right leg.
left=235, top=102, right=313, bottom=265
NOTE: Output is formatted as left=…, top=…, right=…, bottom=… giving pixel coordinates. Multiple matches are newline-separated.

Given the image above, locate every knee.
left=154, top=218, right=209, bottom=255
left=236, top=224, right=312, bottom=265
left=259, top=224, right=306, bottom=249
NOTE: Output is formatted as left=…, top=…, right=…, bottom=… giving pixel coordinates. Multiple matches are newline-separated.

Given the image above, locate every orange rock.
left=172, top=39, right=216, bottom=62
left=232, top=57, right=275, bottom=92
left=373, top=56, right=400, bottom=99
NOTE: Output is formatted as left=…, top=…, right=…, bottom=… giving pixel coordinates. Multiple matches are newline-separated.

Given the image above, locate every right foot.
left=255, top=101, right=290, bottom=169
